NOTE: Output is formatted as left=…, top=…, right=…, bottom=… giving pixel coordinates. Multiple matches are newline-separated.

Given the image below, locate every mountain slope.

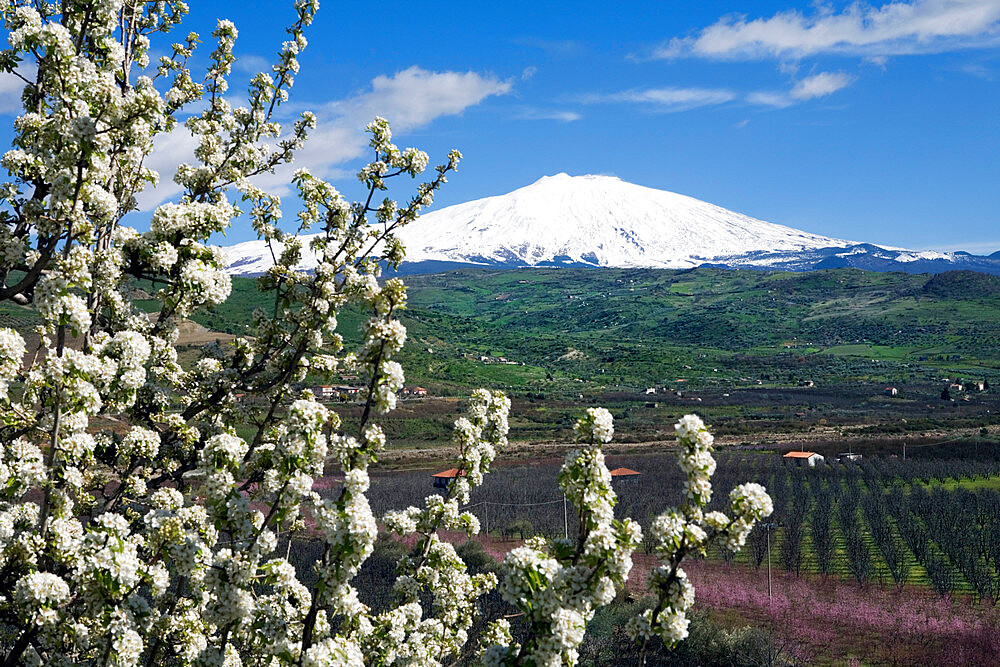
left=222, top=174, right=1000, bottom=276
left=399, top=173, right=850, bottom=268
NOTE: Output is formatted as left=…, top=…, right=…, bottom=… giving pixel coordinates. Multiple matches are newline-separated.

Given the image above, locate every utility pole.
left=761, top=522, right=777, bottom=601
left=767, top=525, right=772, bottom=600
left=563, top=495, right=569, bottom=540
left=484, top=502, right=489, bottom=541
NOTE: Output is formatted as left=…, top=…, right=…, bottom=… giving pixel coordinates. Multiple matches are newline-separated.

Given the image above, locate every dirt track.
left=377, top=423, right=998, bottom=469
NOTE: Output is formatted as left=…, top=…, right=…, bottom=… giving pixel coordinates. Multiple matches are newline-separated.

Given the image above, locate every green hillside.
left=178, top=266, right=1000, bottom=398
left=5, top=266, right=1000, bottom=446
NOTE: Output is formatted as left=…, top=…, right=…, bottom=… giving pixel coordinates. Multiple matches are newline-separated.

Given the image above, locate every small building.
left=970, top=381, right=986, bottom=392
left=950, top=383, right=964, bottom=392
left=783, top=451, right=825, bottom=467
left=837, top=453, right=862, bottom=463
left=311, top=385, right=335, bottom=400
left=645, top=387, right=657, bottom=395
left=431, top=468, right=465, bottom=489
left=885, top=387, right=898, bottom=396
left=404, top=386, right=428, bottom=397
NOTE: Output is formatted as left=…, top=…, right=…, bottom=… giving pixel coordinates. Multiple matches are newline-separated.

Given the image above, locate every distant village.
left=639, top=376, right=989, bottom=403
left=305, top=383, right=429, bottom=402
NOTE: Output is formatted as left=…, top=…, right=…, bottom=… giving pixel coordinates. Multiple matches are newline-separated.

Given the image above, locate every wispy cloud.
left=233, top=54, right=273, bottom=75
left=791, top=71, right=854, bottom=100
left=747, top=71, right=854, bottom=108
left=516, top=107, right=581, bottom=122
left=923, top=239, right=1000, bottom=253
left=652, top=0, right=1000, bottom=60
left=865, top=55, right=891, bottom=69
left=580, top=86, right=736, bottom=112
left=747, top=91, right=794, bottom=108
left=956, top=60, right=997, bottom=78
left=583, top=73, right=850, bottom=114
left=138, top=66, right=511, bottom=210
left=514, top=37, right=584, bottom=56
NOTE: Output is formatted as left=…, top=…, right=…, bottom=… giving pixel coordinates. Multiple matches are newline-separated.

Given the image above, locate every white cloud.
left=0, top=66, right=35, bottom=114
left=137, top=66, right=511, bottom=210
left=790, top=71, right=854, bottom=99
left=135, top=126, right=200, bottom=211
left=746, top=91, right=794, bottom=108
left=233, top=54, right=272, bottom=75
left=778, top=61, right=800, bottom=75
left=865, top=54, right=891, bottom=69
left=0, top=76, right=23, bottom=114
left=957, top=60, right=996, bottom=78
left=581, top=86, right=736, bottom=112
left=747, top=71, right=854, bottom=108
left=655, top=0, right=1000, bottom=60
left=521, top=65, right=538, bottom=80
left=516, top=107, right=581, bottom=122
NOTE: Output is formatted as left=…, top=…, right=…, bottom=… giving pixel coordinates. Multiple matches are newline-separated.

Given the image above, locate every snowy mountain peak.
left=393, top=173, right=851, bottom=269
left=221, top=174, right=1000, bottom=276
left=534, top=172, right=619, bottom=183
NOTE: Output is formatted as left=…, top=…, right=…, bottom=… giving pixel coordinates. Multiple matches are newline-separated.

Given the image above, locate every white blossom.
left=0, top=2, right=768, bottom=663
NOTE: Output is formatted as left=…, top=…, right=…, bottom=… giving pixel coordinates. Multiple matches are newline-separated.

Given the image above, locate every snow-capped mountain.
left=222, top=174, right=1000, bottom=276
left=398, top=173, right=852, bottom=268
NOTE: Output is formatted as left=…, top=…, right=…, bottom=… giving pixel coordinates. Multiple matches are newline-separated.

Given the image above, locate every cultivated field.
left=349, top=443, right=1000, bottom=663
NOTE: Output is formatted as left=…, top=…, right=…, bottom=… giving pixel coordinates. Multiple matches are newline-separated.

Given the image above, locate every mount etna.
left=223, top=173, right=1000, bottom=276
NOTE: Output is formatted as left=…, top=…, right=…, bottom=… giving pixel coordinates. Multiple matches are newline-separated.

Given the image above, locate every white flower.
left=574, top=407, right=614, bottom=443
left=16, top=572, right=70, bottom=607
left=674, top=414, right=704, bottom=439
left=120, top=426, right=160, bottom=459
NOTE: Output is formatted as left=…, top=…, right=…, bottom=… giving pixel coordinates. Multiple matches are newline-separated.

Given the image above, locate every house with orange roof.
left=431, top=468, right=465, bottom=488
left=783, top=450, right=824, bottom=467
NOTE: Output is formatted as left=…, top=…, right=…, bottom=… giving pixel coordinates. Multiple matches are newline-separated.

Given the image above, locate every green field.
left=175, top=266, right=1000, bottom=398
left=4, top=266, right=999, bottom=445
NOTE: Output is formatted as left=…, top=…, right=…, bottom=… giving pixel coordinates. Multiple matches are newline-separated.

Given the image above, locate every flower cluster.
left=487, top=409, right=642, bottom=665
left=626, top=415, right=773, bottom=655
left=376, top=390, right=510, bottom=662
left=0, top=328, right=24, bottom=401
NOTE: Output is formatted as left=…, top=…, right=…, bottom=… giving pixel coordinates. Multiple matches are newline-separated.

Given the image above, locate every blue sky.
left=5, top=1, right=1000, bottom=252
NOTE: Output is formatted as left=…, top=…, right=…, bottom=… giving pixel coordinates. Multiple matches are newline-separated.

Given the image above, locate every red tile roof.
left=609, top=467, right=641, bottom=477
left=431, top=468, right=466, bottom=478
left=783, top=451, right=819, bottom=459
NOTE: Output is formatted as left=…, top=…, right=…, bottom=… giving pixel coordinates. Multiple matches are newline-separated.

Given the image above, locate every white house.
left=311, top=385, right=335, bottom=400
left=783, top=451, right=825, bottom=467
